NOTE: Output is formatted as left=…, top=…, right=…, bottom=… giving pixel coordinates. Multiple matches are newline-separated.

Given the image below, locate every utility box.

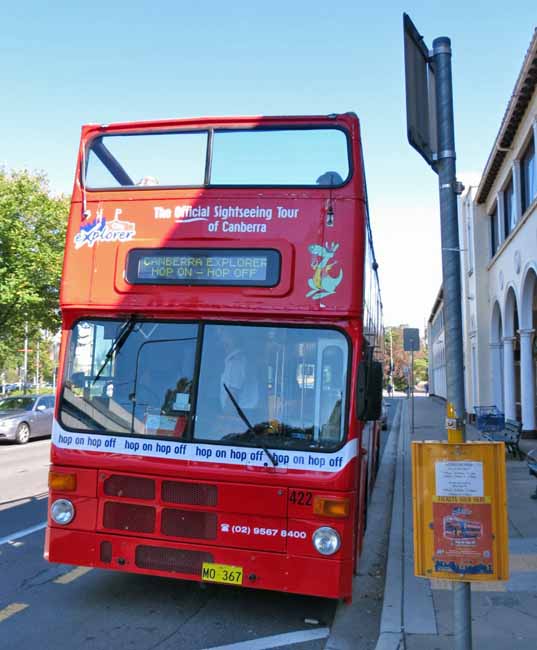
left=412, top=441, right=509, bottom=581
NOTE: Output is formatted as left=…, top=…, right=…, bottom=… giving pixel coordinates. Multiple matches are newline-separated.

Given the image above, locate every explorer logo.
left=74, top=210, right=136, bottom=249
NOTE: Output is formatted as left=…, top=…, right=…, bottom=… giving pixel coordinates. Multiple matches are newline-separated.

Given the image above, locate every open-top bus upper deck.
left=46, top=114, right=383, bottom=601
left=62, top=113, right=367, bottom=319
left=54, top=113, right=381, bottom=482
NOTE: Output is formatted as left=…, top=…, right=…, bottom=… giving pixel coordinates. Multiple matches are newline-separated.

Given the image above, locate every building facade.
left=427, top=289, right=447, bottom=400
left=460, top=29, right=537, bottom=434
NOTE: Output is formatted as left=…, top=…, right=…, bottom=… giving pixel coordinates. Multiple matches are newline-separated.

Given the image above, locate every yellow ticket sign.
left=412, top=441, right=509, bottom=581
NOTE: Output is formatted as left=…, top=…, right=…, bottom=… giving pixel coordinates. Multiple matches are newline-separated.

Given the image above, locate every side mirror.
left=37, top=404, right=46, bottom=411
left=356, top=360, right=383, bottom=421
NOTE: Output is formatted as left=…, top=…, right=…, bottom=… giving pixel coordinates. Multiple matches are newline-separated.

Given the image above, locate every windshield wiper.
left=222, top=383, right=278, bottom=467
left=93, top=316, right=137, bottom=385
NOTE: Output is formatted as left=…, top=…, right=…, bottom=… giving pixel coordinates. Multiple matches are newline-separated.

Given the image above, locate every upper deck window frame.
left=82, top=124, right=354, bottom=192
left=521, top=135, right=536, bottom=214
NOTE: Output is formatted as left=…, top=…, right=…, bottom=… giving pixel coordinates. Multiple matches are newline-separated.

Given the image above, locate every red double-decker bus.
left=45, top=113, right=383, bottom=601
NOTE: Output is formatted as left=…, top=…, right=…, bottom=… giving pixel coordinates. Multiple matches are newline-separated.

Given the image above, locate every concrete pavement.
left=376, top=395, right=537, bottom=649
left=327, top=395, right=537, bottom=649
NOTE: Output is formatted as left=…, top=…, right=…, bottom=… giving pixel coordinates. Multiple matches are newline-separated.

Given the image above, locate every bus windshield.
left=85, top=127, right=350, bottom=189
left=60, top=321, right=349, bottom=451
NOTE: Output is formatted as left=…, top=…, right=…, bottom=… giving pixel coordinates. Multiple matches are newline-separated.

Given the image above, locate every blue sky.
left=2, top=1, right=535, bottom=329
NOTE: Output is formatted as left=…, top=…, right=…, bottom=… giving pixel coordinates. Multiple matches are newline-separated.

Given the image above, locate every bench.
left=481, top=418, right=524, bottom=460
left=475, top=405, right=504, bottom=433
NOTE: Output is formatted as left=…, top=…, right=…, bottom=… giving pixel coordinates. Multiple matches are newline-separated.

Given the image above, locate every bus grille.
left=161, top=509, right=217, bottom=539
left=103, top=502, right=156, bottom=533
left=161, top=481, right=217, bottom=506
left=104, top=475, right=155, bottom=500
left=135, top=546, right=213, bottom=574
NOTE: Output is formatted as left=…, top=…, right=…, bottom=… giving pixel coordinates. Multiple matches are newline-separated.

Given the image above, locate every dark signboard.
left=403, top=327, right=420, bottom=352
left=403, top=13, right=438, bottom=168
left=126, top=248, right=280, bottom=287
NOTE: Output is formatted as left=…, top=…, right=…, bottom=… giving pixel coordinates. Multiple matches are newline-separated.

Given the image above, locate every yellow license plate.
left=201, top=562, right=243, bottom=585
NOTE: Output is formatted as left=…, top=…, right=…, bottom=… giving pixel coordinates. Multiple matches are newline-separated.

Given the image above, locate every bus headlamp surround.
left=312, top=526, right=341, bottom=555
left=51, top=499, right=75, bottom=525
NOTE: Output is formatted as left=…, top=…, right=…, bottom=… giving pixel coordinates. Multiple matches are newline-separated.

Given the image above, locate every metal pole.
left=36, top=339, right=40, bottom=392
left=389, top=327, right=394, bottom=389
left=23, top=321, right=29, bottom=392
left=411, top=349, right=415, bottom=434
left=432, top=36, right=471, bottom=650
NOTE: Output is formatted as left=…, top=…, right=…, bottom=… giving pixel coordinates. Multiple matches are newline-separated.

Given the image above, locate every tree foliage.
left=0, top=170, right=68, bottom=370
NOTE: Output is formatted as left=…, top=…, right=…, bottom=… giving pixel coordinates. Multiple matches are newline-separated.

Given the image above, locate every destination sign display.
left=126, top=248, right=280, bottom=286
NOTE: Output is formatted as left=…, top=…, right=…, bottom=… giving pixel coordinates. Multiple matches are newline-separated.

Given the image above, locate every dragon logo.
left=306, top=242, right=344, bottom=300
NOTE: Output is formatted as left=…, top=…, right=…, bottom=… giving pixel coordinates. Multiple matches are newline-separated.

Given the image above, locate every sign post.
left=404, top=13, right=470, bottom=649
left=403, top=328, right=420, bottom=434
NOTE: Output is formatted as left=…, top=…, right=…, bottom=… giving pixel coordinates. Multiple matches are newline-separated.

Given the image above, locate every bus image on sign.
left=44, top=114, right=384, bottom=602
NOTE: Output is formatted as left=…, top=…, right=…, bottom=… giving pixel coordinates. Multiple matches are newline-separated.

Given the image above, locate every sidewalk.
left=377, top=396, right=537, bottom=649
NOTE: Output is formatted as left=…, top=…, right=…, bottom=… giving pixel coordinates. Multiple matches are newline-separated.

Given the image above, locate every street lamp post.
left=23, top=321, right=28, bottom=391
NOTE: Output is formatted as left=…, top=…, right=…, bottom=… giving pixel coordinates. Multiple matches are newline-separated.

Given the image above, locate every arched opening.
left=503, top=287, right=520, bottom=420
left=520, top=267, right=537, bottom=431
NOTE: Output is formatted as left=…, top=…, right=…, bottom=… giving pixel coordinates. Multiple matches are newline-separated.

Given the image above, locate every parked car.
left=1, top=383, right=19, bottom=395
left=0, top=394, right=55, bottom=444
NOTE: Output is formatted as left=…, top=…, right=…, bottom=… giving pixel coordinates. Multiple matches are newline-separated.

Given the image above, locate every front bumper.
left=45, top=526, right=353, bottom=599
left=0, top=424, right=17, bottom=440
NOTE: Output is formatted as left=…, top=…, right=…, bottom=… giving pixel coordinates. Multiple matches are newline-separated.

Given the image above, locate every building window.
left=521, top=137, right=536, bottom=213
left=490, top=206, right=498, bottom=257
left=503, top=176, right=516, bottom=237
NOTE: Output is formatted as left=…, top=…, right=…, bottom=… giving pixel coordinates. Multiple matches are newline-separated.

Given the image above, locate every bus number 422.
left=289, top=490, right=312, bottom=506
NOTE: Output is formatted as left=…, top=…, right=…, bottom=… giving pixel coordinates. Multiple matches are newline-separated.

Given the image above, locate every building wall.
left=459, top=190, right=494, bottom=413
left=428, top=297, right=446, bottom=400
left=466, top=32, right=537, bottom=430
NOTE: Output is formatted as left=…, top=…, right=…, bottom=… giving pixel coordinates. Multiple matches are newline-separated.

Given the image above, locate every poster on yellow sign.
left=412, top=441, right=509, bottom=581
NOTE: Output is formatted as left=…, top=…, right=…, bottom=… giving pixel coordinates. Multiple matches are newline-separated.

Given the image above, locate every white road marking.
left=0, top=603, right=28, bottom=623
left=203, top=627, right=330, bottom=650
left=54, top=566, right=92, bottom=584
left=0, top=522, right=47, bottom=546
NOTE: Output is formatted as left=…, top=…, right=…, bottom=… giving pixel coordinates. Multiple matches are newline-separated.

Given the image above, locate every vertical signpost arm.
left=411, top=348, right=415, bottom=434
left=432, top=35, right=471, bottom=650
left=404, top=13, right=471, bottom=649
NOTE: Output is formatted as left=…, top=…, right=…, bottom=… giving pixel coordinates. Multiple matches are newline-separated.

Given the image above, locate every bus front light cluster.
left=50, top=499, right=75, bottom=525
left=312, top=527, right=341, bottom=555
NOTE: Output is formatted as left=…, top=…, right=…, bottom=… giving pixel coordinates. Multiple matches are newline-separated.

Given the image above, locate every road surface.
left=0, top=405, right=397, bottom=649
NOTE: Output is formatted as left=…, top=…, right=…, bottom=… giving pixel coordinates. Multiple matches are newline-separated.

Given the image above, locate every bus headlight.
left=312, top=526, right=341, bottom=555
left=51, top=499, right=75, bottom=525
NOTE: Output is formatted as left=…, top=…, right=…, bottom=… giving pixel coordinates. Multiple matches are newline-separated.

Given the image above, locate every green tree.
left=0, top=170, right=68, bottom=370
left=414, top=357, right=428, bottom=383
